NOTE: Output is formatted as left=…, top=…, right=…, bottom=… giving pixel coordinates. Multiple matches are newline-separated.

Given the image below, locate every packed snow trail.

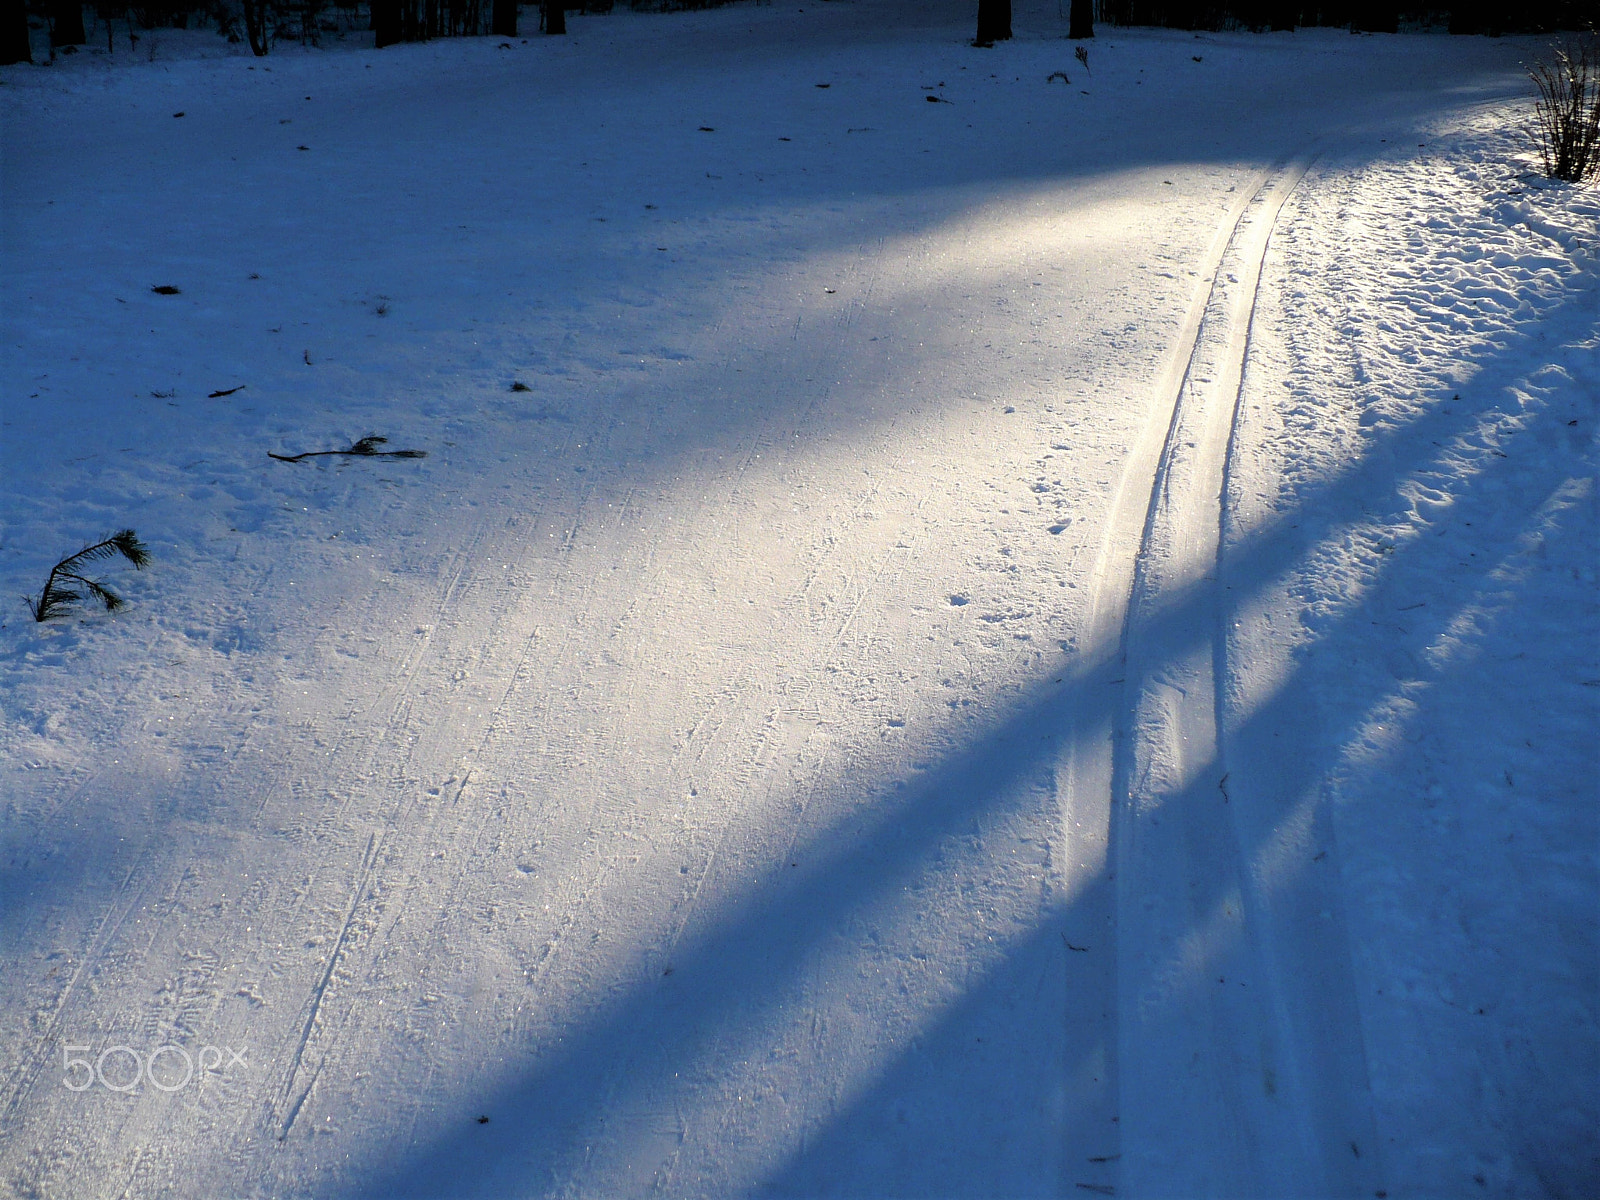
left=4, top=5, right=1590, bottom=1198
left=1102, top=154, right=1387, bottom=1199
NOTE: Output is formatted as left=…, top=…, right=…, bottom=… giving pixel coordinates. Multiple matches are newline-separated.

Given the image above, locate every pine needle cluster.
left=26, top=531, right=151, bottom=622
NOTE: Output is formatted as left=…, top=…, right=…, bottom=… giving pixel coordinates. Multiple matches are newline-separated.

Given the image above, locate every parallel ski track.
left=8, top=161, right=1341, bottom=1199
left=1060, top=156, right=1311, bottom=1195
left=1095, top=153, right=1382, bottom=1198
left=268, top=518, right=505, bottom=1140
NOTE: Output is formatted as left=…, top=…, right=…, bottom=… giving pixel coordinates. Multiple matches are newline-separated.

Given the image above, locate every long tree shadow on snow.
left=756, top=310, right=1599, bottom=1194
left=340, top=269, right=1596, bottom=1198
left=0, top=7, right=1539, bottom=957
left=0, top=27, right=1576, bottom=1186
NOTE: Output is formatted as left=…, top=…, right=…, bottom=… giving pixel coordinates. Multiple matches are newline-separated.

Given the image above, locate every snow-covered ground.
left=1, top=4, right=1594, bottom=1197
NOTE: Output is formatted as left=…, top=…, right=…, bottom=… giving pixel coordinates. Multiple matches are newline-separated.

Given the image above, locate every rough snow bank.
left=1232, top=104, right=1599, bottom=1198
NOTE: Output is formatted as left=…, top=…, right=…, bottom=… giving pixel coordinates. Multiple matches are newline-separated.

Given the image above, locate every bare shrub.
left=1529, top=37, right=1600, bottom=184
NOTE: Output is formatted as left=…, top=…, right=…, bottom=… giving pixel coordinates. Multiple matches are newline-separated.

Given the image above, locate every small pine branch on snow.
left=26, top=530, right=150, bottom=623
left=268, top=435, right=427, bottom=463
left=1529, top=38, right=1600, bottom=184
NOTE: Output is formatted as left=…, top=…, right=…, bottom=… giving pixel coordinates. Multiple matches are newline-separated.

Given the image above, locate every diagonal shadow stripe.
left=338, top=253, right=1594, bottom=1199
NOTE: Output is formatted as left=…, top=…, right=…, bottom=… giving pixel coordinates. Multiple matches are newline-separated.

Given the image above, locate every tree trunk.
left=1068, top=0, right=1093, bottom=38
left=543, top=0, right=563, bottom=34
left=973, top=0, right=1009, bottom=44
left=373, top=0, right=400, bottom=44
left=491, top=0, right=515, bottom=36
left=1351, top=0, right=1397, bottom=32
left=1447, top=0, right=1480, bottom=32
left=1, top=0, right=30, bottom=64
left=241, top=0, right=269, bottom=53
left=51, top=0, right=85, bottom=45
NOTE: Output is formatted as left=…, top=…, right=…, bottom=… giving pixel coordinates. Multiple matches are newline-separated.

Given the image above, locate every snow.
left=1236, top=114, right=1600, bottom=1197
left=1, top=4, right=1594, bottom=1197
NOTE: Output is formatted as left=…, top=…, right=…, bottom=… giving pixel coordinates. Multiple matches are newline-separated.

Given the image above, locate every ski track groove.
left=0, top=854, right=156, bottom=1125
left=1104, top=151, right=1382, bottom=1197
left=262, top=526, right=497, bottom=1131
left=273, top=502, right=624, bottom=1137
left=1108, top=159, right=1296, bottom=1194
left=0, top=554, right=312, bottom=1128
left=275, top=830, right=380, bottom=1139
left=265, top=510, right=546, bottom=1140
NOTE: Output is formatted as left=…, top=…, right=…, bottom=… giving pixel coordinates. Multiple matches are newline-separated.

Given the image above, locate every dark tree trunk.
left=1447, top=0, right=1480, bottom=32
left=51, top=0, right=85, bottom=45
left=241, top=0, right=269, bottom=53
left=973, top=0, right=1009, bottom=44
left=1, top=0, right=30, bottom=63
left=1069, top=0, right=1093, bottom=38
left=1351, top=0, right=1397, bottom=31
left=542, top=0, right=563, bottom=33
left=491, top=0, right=515, bottom=36
left=373, top=0, right=400, bottom=44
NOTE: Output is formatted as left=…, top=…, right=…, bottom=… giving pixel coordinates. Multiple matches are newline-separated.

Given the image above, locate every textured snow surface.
left=1, top=4, right=1594, bottom=1197
left=1236, top=114, right=1600, bottom=1198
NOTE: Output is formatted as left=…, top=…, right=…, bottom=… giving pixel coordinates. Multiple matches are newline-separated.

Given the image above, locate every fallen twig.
left=268, top=435, right=427, bottom=464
